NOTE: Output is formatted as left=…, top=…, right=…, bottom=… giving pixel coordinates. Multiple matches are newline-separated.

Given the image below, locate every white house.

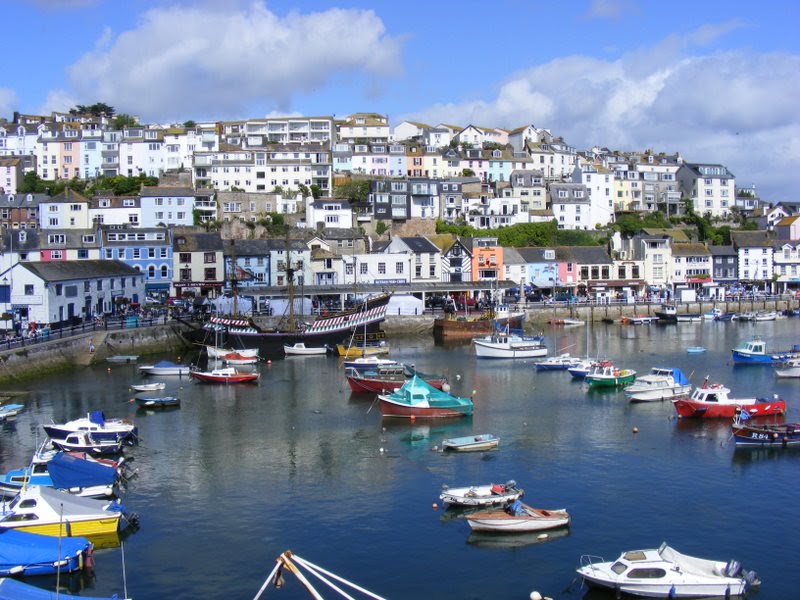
left=14, top=259, right=145, bottom=325
left=139, top=186, right=195, bottom=228
left=677, top=163, right=735, bottom=218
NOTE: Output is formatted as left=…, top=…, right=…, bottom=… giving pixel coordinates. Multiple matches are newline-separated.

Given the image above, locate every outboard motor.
left=504, top=479, right=517, bottom=491
left=723, top=559, right=742, bottom=578
left=743, top=569, right=761, bottom=588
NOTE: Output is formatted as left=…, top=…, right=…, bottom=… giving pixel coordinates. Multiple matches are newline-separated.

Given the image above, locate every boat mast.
left=284, top=230, right=296, bottom=333
left=230, top=239, right=239, bottom=316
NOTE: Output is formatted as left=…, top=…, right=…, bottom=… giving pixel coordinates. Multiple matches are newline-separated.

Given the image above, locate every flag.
left=736, top=407, right=750, bottom=421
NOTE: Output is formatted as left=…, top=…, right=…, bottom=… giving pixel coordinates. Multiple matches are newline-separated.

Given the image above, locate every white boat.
left=105, top=355, right=139, bottom=363
left=439, top=481, right=523, bottom=507
left=753, top=310, right=777, bottom=321
left=441, top=433, right=499, bottom=452
left=577, top=542, right=760, bottom=598
left=473, top=328, right=547, bottom=359
left=465, top=500, right=570, bottom=532
left=130, top=382, right=166, bottom=392
left=221, top=351, right=259, bottom=365
left=138, top=360, right=191, bottom=376
left=624, top=367, right=692, bottom=402
left=283, top=343, right=329, bottom=356
left=535, top=353, right=582, bottom=371
left=342, top=356, right=399, bottom=370
left=775, top=357, right=800, bottom=378
left=205, top=345, right=259, bottom=359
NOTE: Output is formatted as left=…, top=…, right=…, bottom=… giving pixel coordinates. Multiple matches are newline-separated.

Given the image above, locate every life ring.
left=711, top=383, right=722, bottom=388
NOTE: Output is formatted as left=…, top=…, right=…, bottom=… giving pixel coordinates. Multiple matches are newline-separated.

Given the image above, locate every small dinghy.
left=465, top=500, right=570, bottom=533
left=130, top=382, right=166, bottom=392
left=439, top=481, right=523, bottom=507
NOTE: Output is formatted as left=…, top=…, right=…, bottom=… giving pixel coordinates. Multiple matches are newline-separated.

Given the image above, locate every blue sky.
left=4, top=0, right=799, bottom=202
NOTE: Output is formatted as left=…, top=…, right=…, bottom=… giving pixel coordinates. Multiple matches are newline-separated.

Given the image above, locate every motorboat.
left=134, top=395, right=181, bottom=409
left=378, top=375, right=473, bottom=418
left=672, top=379, right=786, bottom=418
left=105, top=355, right=139, bottom=363
left=221, top=351, right=259, bottom=365
left=774, top=357, right=800, bottom=378
left=43, top=411, right=138, bottom=444
left=130, top=382, right=166, bottom=392
left=50, top=431, right=124, bottom=456
left=0, top=485, right=129, bottom=537
left=653, top=303, right=678, bottom=323
left=0, top=404, right=24, bottom=421
left=473, top=328, right=547, bottom=359
left=567, top=359, right=596, bottom=379
left=621, top=315, right=659, bottom=325
left=190, top=367, right=259, bottom=384
left=342, top=356, right=399, bottom=371
left=204, top=345, right=259, bottom=359
left=624, top=367, right=692, bottom=402
left=731, top=338, right=800, bottom=364
left=441, top=433, right=499, bottom=452
left=335, top=341, right=390, bottom=359
left=439, top=481, right=523, bottom=507
left=138, top=360, right=192, bottom=376
left=731, top=412, right=800, bottom=447
left=465, top=500, right=570, bottom=533
left=345, top=364, right=447, bottom=394
left=675, top=313, right=702, bottom=322
left=0, top=528, right=93, bottom=576
left=535, top=353, right=582, bottom=371
left=584, top=361, right=636, bottom=388
left=577, top=542, right=760, bottom=598
left=0, top=449, right=119, bottom=499
left=283, top=343, right=329, bottom=356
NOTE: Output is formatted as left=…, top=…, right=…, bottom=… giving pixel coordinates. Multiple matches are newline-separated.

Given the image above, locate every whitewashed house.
left=677, top=163, right=735, bottom=218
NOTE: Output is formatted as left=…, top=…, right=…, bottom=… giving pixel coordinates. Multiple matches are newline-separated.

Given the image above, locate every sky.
left=3, top=0, right=799, bottom=202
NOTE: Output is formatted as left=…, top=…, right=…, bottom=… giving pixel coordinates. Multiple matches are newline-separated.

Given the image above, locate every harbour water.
left=1, top=318, right=799, bottom=599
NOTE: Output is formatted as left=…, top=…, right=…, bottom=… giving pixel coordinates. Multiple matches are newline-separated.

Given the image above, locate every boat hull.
left=346, top=376, right=445, bottom=394
left=190, top=372, right=258, bottom=384
left=442, top=434, right=498, bottom=452
left=1, top=515, right=121, bottom=537
left=731, top=350, right=775, bottom=364
left=134, top=396, right=180, bottom=409
left=433, top=313, right=525, bottom=338
left=473, top=340, right=547, bottom=359
left=439, top=484, right=521, bottom=506
left=732, top=422, right=800, bottom=447
left=673, top=398, right=786, bottom=418
left=625, top=384, right=692, bottom=402
left=378, top=397, right=472, bottom=418
left=466, top=506, right=570, bottom=533
left=586, top=372, right=636, bottom=388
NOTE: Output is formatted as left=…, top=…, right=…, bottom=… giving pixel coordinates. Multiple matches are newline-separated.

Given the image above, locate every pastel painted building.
left=102, top=227, right=173, bottom=296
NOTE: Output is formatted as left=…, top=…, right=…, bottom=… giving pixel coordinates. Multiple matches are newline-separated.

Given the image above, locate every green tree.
left=310, top=184, right=322, bottom=199
left=112, top=113, right=137, bottom=129
left=183, top=120, right=197, bottom=128
left=333, top=180, right=370, bottom=203
left=375, top=221, right=388, bottom=236
left=462, top=169, right=475, bottom=177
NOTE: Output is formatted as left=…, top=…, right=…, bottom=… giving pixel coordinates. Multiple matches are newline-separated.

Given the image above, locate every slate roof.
left=400, top=236, right=439, bottom=254
left=708, top=245, right=736, bottom=256
left=671, top=243, right=710, bottom=256
left=502, top=247, right=526, bottom=265
left=140, top=186, right=196, bottom=198
left=555, top=246, right=613, bottom=264
left=517, top=247, right=558, bottom=263
left=222, top=239, right=272, bottom=256
left=730, top=231, right=774, bottom=248
left=20, top=259, right=138, bottom=282
left=173, top=232, right=224, bottom=251
left=641, top=228, right=691, bottom=242
left=0, top=192, right=50, bottom=207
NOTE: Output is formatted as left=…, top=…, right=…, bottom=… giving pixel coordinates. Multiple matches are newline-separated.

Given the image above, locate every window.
left=378, top=262, right=386, bottom=274
left=204, top=252, right=215, bottom=263
left=179, top=252, right=191, bottom=263
left=24, top=284, right=34, bottom=295
left=204, top=268, right=216, bottom=281
left=77, top=249, right=88, bottom=259
left=50, top=250, right=63, bottom=259
left=360, top=263, right=368, bottom=275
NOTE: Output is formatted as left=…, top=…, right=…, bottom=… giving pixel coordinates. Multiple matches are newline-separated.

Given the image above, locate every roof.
left=173, top=232, right=224, bottom=251
left=222, top=239, right=272, bottom=256
left=730, top=231, right=774, bottom=248
left=775, top=215, right=800, bottom=227
left=517, top=247, right=558, bottom=263
left=671, top=242, right=710, bottom=256
left=641, top=228, right=691, bottom=242
left=20, top=259, right=139, bottom=282
left=708, top=245, right=736, bottom=256
left=399, top=236, right=439, bottom=254
left=502, top=247, right=526, bottom=265
left=555, top=246, right=612, bottom=264
left=139, top=186, right=196, bottom=197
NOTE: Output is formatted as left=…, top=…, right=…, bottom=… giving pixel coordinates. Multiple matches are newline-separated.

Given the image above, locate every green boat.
left=585, top=361, right=637, bottom=388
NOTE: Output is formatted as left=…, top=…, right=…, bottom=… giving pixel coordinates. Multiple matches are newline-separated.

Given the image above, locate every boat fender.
left=85, top=546, right=94, bottom=569
left=772, top=433, right=779, bottom=439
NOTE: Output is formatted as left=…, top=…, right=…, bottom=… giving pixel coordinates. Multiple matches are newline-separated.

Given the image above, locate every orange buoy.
left=432, top=503, right=438, bottom=510
left=410, top=415, right=416, bottom=422
left=632, top=426, right=639, bottom=434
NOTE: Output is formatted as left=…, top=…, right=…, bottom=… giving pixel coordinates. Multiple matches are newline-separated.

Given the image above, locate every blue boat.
left=0, top=577, right=129, bottom=599
left=731, top=338, right=800, bottom=364
left=0, top=451, right=119, bottom=499
left=0, top=404, right=24, bottom=421
left=0, top=528, right=92, bottom=576
left=134, top=395, right=180, bottom=409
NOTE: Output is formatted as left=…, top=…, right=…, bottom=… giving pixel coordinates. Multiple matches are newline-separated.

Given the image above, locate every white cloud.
left=0, top=89, right=18, bottom=117
left=37, top=89, right=79, bottom=117
left=65, top=3, right=403, bottom=122
left=403, top=27, right=800, bottom=202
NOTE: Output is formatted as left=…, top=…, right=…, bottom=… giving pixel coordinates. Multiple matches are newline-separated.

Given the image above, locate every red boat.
left=345, top=364, right=447, bottom=394
left=672, top=379, right=785, bottom=418
left=190, top=367, right=259, bottom=384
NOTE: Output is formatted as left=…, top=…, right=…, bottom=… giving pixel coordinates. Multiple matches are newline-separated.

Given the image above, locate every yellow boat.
left=0, top=485, right=124, bottom=537
left=335, top=343, right=390, bottom=359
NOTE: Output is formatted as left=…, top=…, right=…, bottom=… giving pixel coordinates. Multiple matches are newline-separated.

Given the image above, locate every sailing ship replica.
left=182, top=239, right=392, bottom=359
left=433, top=294, right=525, bottom=339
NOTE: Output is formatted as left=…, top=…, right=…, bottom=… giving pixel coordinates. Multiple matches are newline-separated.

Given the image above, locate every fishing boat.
left=653, top=303, right=679, bottom=323
left=0, top=486, right=130, bottom=536
left=0, top=404, right=24, bottom=421
left=624, top=367, right=692, bottom=402
left=344, top=364, right=447, bottom=394
left=130, top=382, right=166, bottom=392
left=731, top=338, right=800, bottom=364
left=43, top=411, right=138, bottom=444
left=134, top=395, right=180, bottom=409
left=774, top=357, right=800, bottom=378
left=441, top=433, right=499, bottom=452
left=672, top=378, right=786, bottom=418
left=335, top=340, right=389, bottom=358
left=577, top=542, right=760, bottom=598
left=731, top=411, right=800, bottom=447
left=620, top=315, right=659, bottom=325
left=0, top=578, right=131, bottom=600
left=535, top=353, right=582, bottom=371
left=49, top=431, right=124, bottom=456
left=584, top=361, right=636, bottom=388
left=221, top=351, right=259, bottom=365
left=433, top=302, right=525, bottom=339
left=378, top=375, right=473, bottom=418
left=0, top=450, right=120, bottom=499
left=138, top=360, right=192, bottom=376
left=204, top=345, right=259, bottom=359
left=283, top=343, right=329, bottom=356
left=0, top=528, right=93, bottom=576
left=465, top=500, right=570, bottom=533
left=473, top=327, right=547, bottom=359
left=190, top=367, right=259, bottom=384
left=439, top=480, right=523, bottom=507
left=182, top=291, right=393, bottom=360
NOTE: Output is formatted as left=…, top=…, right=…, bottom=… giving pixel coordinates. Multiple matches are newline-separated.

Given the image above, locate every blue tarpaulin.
left=46, top=452, right=118, bottom=489
left=0, top=577, right=121, bottom=599
left=88, top=410, right=107, bottom=427
left=0, top=529, right=90, bottom=576
left=671, top=368, right=690, bottom=385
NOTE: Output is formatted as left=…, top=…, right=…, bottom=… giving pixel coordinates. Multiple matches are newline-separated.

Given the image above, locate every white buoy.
left=456, top=374, right=461, bottom=381
left=530, top=592, right=543, bottom=600
left=442, top=383, right=451, bottom=392
left=537, top=533, right=548, bottom=540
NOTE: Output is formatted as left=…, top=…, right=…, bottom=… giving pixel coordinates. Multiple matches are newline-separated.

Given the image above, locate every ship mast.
left=230, top=239, right=239, bottom=316
left=284, top=230, right=296, bottom=332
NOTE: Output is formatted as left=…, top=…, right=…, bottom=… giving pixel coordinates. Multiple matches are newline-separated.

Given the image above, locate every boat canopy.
left=0, top=577, right=125, bottom=600
left=0, top=529, right=90, bottom=575
left=46, top=452, right=118, bottom=489
left=671, top=368, right=689, bottom=385
left=88, top=410, right=107, bottom=427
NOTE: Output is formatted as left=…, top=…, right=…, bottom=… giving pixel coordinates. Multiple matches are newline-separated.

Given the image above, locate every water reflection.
left=466, top=526, right=570, bottom=550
